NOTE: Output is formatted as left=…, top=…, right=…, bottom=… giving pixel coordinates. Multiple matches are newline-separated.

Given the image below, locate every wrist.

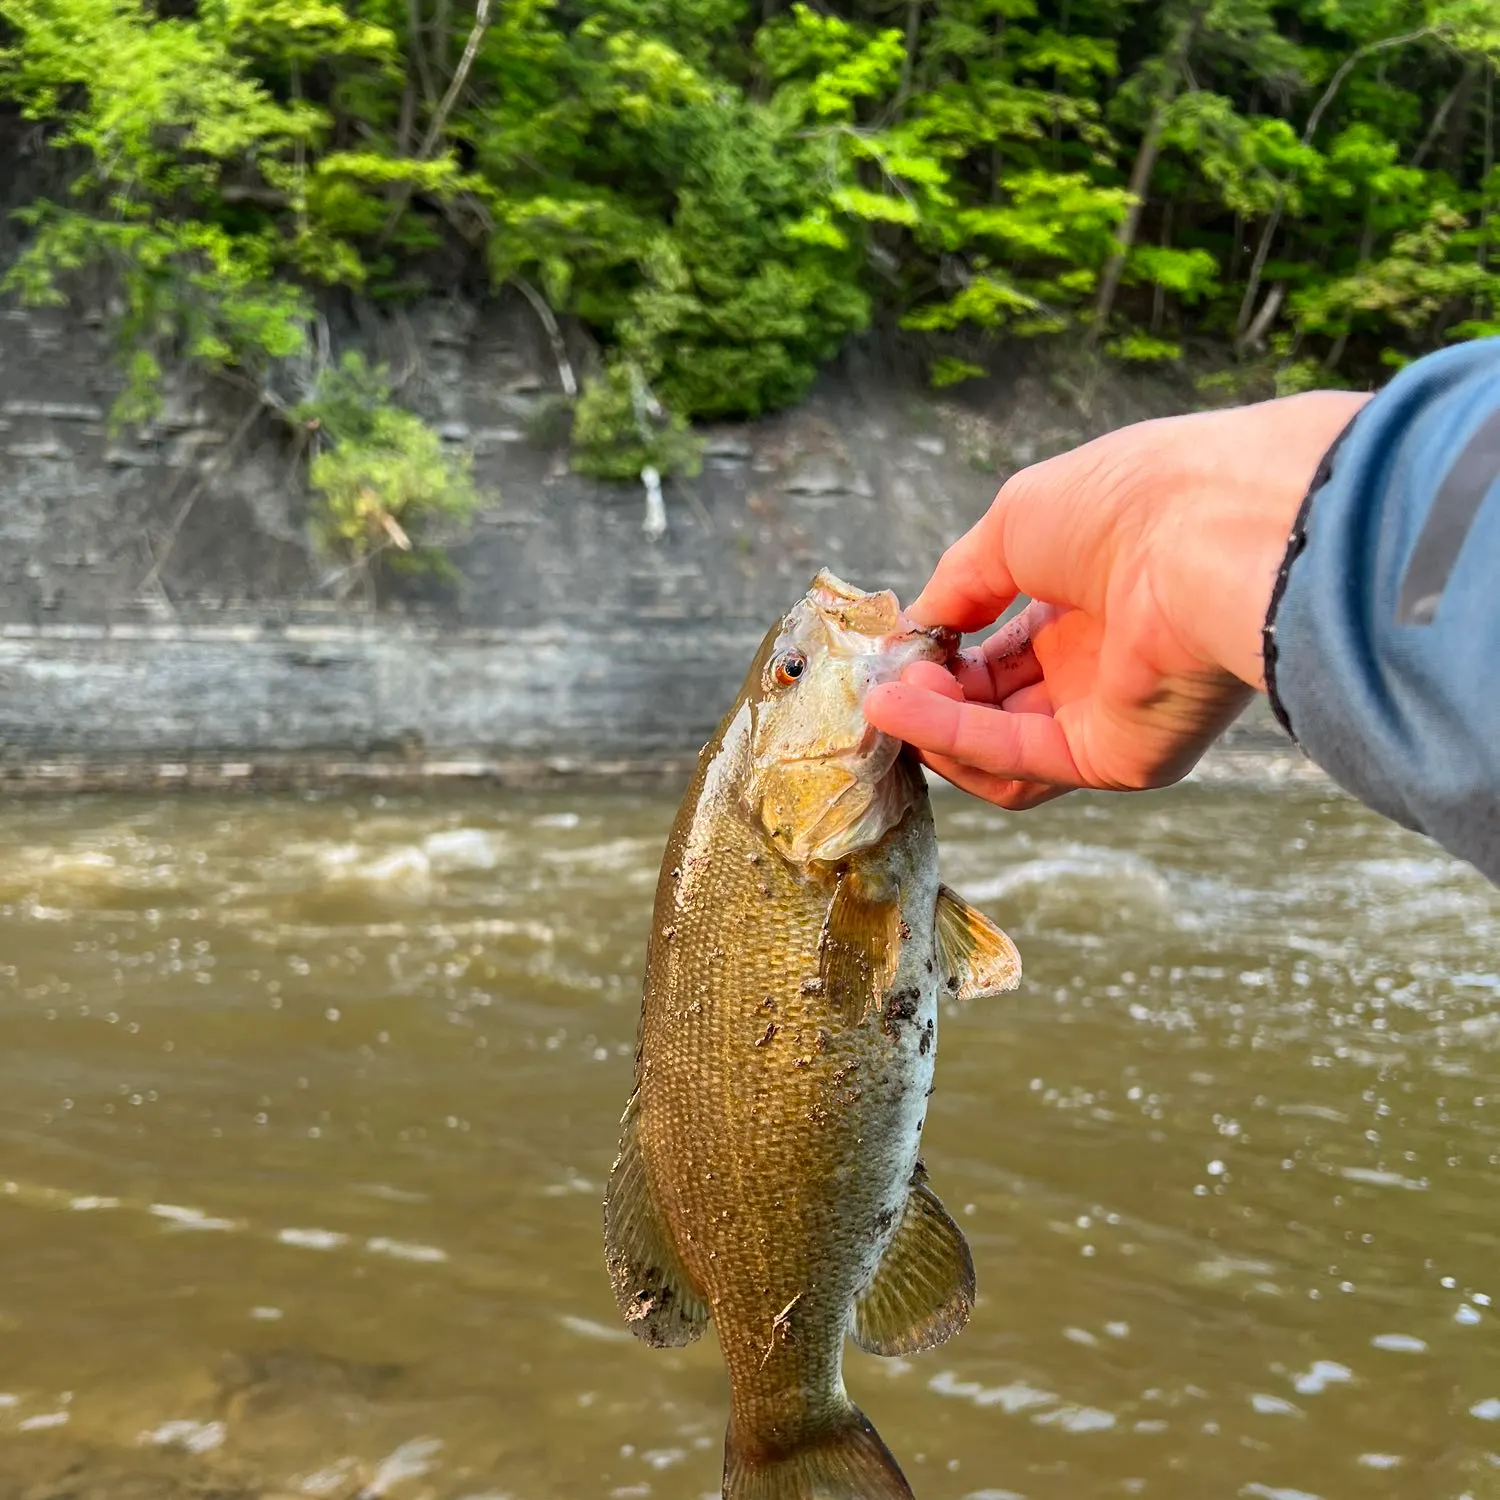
left=1155, top=392, right=1372, bottom=691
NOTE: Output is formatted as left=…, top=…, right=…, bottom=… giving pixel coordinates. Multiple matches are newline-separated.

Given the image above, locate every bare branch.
left=513, top=278, right=578, bottom=397
left=1236, top=26, right=1442, bottom=346
left=407, top=0, right=438, bottom=111
left=378, top=0, right=493, bottom=248
left=419, top=0, right=492, bottom=161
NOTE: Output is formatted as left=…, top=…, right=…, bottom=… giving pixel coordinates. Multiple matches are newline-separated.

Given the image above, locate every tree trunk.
left=888, top=0, right=924, bottom=118
left=1235, top=26, right=1436, bottom=350
left=1411, top=75, right=1463, bottom=169
left=376, top=0, right=493, bottom=249
left=1092, top=83, right=1177, bottom=335
left=989, top=10, right=1007, bottom=200
left=1151, top=199, right=1174, bottom=334
left=1092, top=8, right=1206, bottom=339
left=1440, top=59, right=1479, bottom=177
left=1322, top=208, right=1375, bottom=371
left=894, top=0, right=923, bottom=121
left=407, top=0, right=437, bottom=112
left=1482, top=62, right=1495, bottom=273
left=434, top=0, right=451, bottom=77
left=1050, top=0, right=1073, bottom=167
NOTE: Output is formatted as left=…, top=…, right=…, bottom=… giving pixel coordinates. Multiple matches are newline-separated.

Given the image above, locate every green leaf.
left=929, top=356, right=988, bottom=388
left=1104, top=333, right=1182, bottom=362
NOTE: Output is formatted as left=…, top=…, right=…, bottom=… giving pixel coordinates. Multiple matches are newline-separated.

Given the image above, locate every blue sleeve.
left=1263, top=337, right=1500, bottom=884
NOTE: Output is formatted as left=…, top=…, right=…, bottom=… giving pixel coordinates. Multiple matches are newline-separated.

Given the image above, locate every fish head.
left=741, top=569, right=958, bottom=867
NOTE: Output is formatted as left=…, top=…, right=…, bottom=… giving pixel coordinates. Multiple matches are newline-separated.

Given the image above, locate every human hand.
left=867, top=391, right=1371, bottom=809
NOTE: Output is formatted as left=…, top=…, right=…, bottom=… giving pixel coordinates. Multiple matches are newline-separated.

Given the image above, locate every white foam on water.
left=1250, top=1393, right=1302, bottom=1417
left=929, top=1371, right=1055, bottom=1414
left=1338, top=1166, right=1428, bottom=1191
left=1034, top=1405, right=1117, bottom=1433
left=558, top=1314, right=631, bottom=1343
left=364, top=1437, right=442, bottom=1494
left=139, top=1419, right=226, bottom=1454
left=295, top=1457, right=359, bottom=1496
left=1292, top=1361, right=1353, bottom=1395
left=423, top=828, right=506, bottom=872
left=277, top=1227, right=348, bottom=1250
left=149, top=1203, right=239, bottom=1232
left=1371, top=1333, right=1427, bottom=1353
left=357, top=847, right=434, bottom=896
left=18, top=1412, right=69, bottom=1432
left=365, top=1236, right=448, bottom=1264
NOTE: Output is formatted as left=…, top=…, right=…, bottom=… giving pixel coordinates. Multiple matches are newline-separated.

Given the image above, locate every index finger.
left=863, top=680, right=1084, bottom=789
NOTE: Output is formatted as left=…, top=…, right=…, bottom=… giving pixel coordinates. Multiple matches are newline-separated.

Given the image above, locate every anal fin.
left=603, top=1089, right=710, bottom=1347
left=935, top=884, right=1022, bottom=1000
left=818, top=873, right=902, bottom=1027
left=852, top=1165, right=975, bottom=1356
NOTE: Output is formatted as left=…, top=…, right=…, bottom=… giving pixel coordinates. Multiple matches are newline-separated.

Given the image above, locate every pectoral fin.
left=852, top=1167, right=975, bottom=1356
left=603, top=1090, right=710, bottom=1347
left=934, top=884, right=1021, bottom=1000
left=818, top=874, right=902, bottom=1027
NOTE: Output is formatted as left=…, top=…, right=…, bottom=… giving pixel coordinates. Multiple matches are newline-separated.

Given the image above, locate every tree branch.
left=1236, top=26, right=1440, bottom=348
left=419, top=0, right=491, bottom=161
left=377, top=0, right=493, bottom=248
left=513, top=278, right=577, bottom=397
left=407, top=0, right=438, bottom=111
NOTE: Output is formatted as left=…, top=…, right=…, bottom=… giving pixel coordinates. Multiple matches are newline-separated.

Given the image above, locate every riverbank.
left=0, top=294, right=1304, bottom=787
left=0, top=703, right=1315, bottom=794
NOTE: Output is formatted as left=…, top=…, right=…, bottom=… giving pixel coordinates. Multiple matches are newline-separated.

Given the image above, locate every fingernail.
left=904, top=592, right=938, bottom=627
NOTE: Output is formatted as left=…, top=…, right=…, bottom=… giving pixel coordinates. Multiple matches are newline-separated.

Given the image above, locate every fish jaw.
left=807, top=568, right=959, bottom=682
left=745, top=572, right=958, bottom=868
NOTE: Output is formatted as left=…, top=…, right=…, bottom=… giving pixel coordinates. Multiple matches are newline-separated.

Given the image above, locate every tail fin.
left=723, top=1408, right=914, bottom=1499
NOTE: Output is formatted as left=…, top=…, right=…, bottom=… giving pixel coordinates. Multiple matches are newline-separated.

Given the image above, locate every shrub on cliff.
left=293, top=353, right=482, bottom=575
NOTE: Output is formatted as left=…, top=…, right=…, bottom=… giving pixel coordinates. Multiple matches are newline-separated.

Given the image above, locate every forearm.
left=1264, top=339, right=1500, bottom=882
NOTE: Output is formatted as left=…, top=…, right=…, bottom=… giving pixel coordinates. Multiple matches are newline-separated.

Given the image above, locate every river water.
left=0, top=775, right=1497, bottom=1500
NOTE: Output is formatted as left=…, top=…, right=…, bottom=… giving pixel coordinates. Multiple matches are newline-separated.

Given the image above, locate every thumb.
left=909, top=426, right=1151, bottom=630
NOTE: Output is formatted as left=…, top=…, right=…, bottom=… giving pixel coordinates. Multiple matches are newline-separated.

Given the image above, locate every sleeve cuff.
left=1260, top=408, right=1365, bottom=744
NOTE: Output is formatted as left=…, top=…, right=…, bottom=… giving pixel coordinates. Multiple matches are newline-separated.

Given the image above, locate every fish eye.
left=772, top=650, right=807, bottom=687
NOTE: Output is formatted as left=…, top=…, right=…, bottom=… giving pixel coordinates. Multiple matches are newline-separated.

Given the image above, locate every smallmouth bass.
left=604, top=570, right=1022, bottom=1499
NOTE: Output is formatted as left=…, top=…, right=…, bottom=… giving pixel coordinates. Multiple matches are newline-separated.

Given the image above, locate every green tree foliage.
left=2, top=0, right=1499, bottom=489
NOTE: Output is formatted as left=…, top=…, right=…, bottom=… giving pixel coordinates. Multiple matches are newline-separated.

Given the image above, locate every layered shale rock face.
left=1, top=289, right=1270, bottom=778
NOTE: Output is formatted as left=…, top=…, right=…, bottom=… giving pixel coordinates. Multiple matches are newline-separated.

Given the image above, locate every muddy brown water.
left=0, top=776, right=1497, bottom=1500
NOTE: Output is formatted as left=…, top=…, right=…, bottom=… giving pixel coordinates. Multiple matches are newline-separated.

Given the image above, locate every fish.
left=603, top=569, right=1022, bottom=1499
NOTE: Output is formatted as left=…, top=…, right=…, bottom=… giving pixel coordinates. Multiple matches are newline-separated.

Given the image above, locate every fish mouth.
left=886, top=616, right=960, bottom=666
left=806, top=569, right=959, bottom=670
left=865, top=616, right=959, bottom=686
